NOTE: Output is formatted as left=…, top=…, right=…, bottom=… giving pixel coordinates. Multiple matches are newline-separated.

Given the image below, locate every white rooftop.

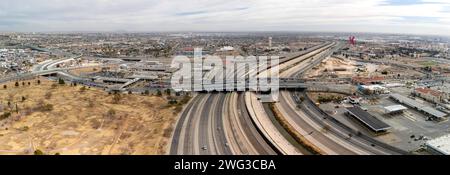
left=384, top=105, right=407, bottom=113
left=220, top=46, right=234, bottom=51
left=361, top=85, right=386, bottom=90
left=426, top=134, right=450, bottom=155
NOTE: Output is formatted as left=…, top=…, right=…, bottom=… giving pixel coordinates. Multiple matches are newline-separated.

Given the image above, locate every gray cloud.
left=0, top=0, right=449, bottom=35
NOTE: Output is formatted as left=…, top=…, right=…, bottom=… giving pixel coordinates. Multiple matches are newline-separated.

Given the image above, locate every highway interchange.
left=169, top=42, right=408, bottom=155
left=1, top=44, right=408, bottom=155
left=0, top=55, right=87, bottom=84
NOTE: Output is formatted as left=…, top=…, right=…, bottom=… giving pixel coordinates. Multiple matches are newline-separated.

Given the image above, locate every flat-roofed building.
left=426, top=134, right=450, bottom=155
left=413, top=87, right=448, bottom=104
left=346, top=106, right=391, bottom=133
left=384, top=105, right=407, bottom=115
left=358, top=85, right=389, bottom=95
left=390, top=93, right=447, bottom=121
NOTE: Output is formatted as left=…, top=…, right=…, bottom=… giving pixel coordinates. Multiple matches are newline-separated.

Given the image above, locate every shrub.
left=317, top=95, right=343, bottom=103
left=156, top=89, right=162, bottom=96
left=34, top=149, right=44, bottom=155
left=168, top=99, right=178, bottom=105
left=44, top=92, right=52, bottom=99
left=37, top=103, right=53, bottom=112
left=19, top=126, right=29, bottom=132
left=106, top=109, right=116, bottom=119
left=173, top=106, right=183, bottom=114
left=0, top=112, right=11, bottom=120
left=165, top=89, right=171, bottom=96
left=112, top=94, right=122, bottom=104
left=58, top=78, right=65, bottom=85
left=163, top=127, right=174, bottom=138
left=79, top=86, right=87, bottom=93
left=179, top=95, right=192, bottom=105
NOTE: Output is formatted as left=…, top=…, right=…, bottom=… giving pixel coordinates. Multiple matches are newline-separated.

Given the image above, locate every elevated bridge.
left=172, top=78, right=309, bottom=92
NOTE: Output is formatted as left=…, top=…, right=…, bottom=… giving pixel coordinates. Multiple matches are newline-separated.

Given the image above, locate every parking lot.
left=321, top=89, right=450, bottom=152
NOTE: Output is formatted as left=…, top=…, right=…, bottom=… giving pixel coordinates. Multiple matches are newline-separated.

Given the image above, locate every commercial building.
left=358, top=85, right=389, bottom=95
left=426, top=134, right=450, bottom=155
left=413, top=87, right=448, bottom=104
left=219, top=46, right=234, bottom=52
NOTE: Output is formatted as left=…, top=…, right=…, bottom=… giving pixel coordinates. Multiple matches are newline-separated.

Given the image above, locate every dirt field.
left=306, top=57, right=425, bottom=79
left=306, top=57, right=356, bottom=78
left=68, top=66, right=101, bottom=76
left=0, top=78, right=178, bottom=155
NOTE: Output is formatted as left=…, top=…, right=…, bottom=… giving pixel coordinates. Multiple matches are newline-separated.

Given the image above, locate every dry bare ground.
left=0, top=78, right=177, bottom=155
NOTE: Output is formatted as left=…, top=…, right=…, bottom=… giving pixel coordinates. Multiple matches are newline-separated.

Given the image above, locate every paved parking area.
left=322, top=94, right=450, bottom=152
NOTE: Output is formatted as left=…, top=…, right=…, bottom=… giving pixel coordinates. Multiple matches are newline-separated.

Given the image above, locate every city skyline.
left=1, top=0, right=450, bottom=36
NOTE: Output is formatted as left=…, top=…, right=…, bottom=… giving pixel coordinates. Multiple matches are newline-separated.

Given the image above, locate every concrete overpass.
left=0, top=66, right=97, bottom=84
left=172, top=78, right=309, bottom=92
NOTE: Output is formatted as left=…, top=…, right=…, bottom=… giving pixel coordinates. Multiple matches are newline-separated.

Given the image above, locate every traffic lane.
left=214, top=93, right=232, bottom=155
left=237, top=93, right=277, bottom=155
left=169, top=94, right=203, bottom=154
left=278, top=91, right=356, bottom=155
left=183, top=93, right=210, bottom=154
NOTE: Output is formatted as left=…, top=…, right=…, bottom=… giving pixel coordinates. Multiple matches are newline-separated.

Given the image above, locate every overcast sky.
left=1, top=0, right=450, bottom=35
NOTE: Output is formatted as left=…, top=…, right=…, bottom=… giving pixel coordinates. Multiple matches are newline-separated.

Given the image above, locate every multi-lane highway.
left=4, top=43, right=408, bottom=155
left=169, top=41, right=407, bottom=155
left=292, top=91, right=406, bottom=154
left=32, top=55, right=82, bottom=72
left=273, top=42, right=368, bottom=155
left=242, top=42, right=338, bottom=154
left=169, top=44, right=334, bottom=155
left=169, top=92, right=278, bottom=155
left=268, top=42, right=406, bottom=155
left=226, top=92, right=278, bottom=154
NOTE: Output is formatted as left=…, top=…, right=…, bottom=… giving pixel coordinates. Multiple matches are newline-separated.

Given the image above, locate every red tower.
left=349, top=36, right=356, bottom=46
